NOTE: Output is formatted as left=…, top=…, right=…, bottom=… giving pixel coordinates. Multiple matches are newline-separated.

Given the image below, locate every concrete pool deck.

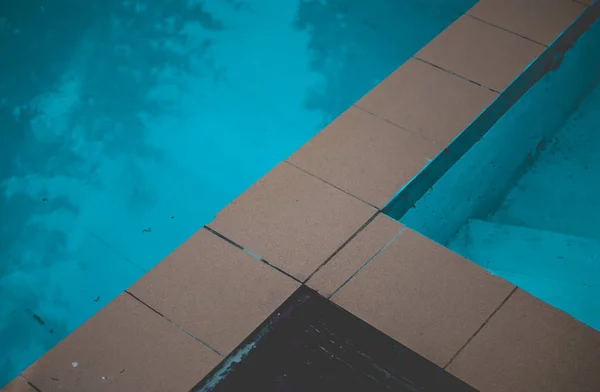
left=4, top=0, right=600, bottom=391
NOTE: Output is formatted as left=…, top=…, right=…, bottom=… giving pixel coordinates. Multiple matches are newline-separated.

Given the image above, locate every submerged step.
left=449, top=219, right=600, bottom=287
left=448, top=219, right=600, bottom=330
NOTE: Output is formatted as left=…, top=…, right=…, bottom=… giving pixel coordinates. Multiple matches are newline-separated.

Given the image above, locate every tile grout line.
left=464, top=13, right=549, bottom=47
left=257, top=257, right=304, bottom=285
left=284, top=160, right=380, bottom=210
left=124, top=290, right=225, bottom=357
left=204, top=225, right=303, bottom=284
left=351, top=104, right=439, bottom=147
left=303, top=211, right=381, bottom=284
left=442, top=286, right=519, bottom=370
left=16, top=375, right=43, bottom=392
left=351, top=103, right=465, bottom=160
left=412, top=56, right=501, bottom=94
left=328, top=226, right=407, bottom=299
left=204, top=225, right=245, bottom=251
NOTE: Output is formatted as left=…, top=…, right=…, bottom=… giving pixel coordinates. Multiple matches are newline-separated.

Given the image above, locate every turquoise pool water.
left=397, top=10, right=600, bottom=332
left=0, top=0, right=477, bottom=385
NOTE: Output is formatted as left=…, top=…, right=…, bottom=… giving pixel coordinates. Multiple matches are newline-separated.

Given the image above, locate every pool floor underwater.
left=449, top=79, right=600, bottom=331
left=0, top=0, right=478, bottom=386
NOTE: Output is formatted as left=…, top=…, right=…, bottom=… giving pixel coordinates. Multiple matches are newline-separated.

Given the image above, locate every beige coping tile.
left=332, top=228, right=515, bottom=367
left=129, top=228, right=300, bottom=355
left=307, top=214, right=403, bottom=297
left=208, top=162, right=377, bottom=281
left=416, top=15, right=545, bottom=92
left=468, top=0, right=586, bottom=46
left=22, top=293, right=221, bottom=392
left=287, top=106, right=440, bottom=209
left=356, top=58, right=497, bottom=146
left=1, top=378, right=36, bottom=392
left=447, top=289, right=600, bottom=392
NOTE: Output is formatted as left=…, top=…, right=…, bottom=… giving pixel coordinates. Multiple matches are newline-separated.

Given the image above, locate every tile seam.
left=203, top=225, right=303, bottom=284
left=283, top=160, right=380, bottom=210
left=412, top=56, right=501, bottom=94
left=328, top=226, right=407, bottom=299
left=16, top=376, right=43, bottom=392
left=464, top=13, right=549, bottom=47
left=442, top=286, right=518, bottom=369
left=257, top=258, right=304, bottom=284
left=303, top=211, right=380, bottom=284
left=203, top=225, right=244, bottom=250
left=351, top=104, right=437, bottom=146
left=124, top=290, right=225, bottom=357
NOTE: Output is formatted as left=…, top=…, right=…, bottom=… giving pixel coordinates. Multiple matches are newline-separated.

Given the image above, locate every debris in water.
left=32, top=313, right=45, bottom=325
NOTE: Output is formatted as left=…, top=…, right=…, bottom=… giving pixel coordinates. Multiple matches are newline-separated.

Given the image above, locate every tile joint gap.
left=465, top=13, right=548, bottom=48
left=352, top=104, right=437, bottom=145
left=328, top=226, right=406, bottom=299
left=284, top=161, right=380, bottom=210
left=412, top=57, right=501, bottom=94
left=124, top=290, right=225, bottom=357
left=260, top=258, right=303, bottom=284
left=304, top=211, right=380, bottom=284
left=205, top=225, right=302, bottom=284
left=443, top=286, right=518, bottom=370
left=17, top=375, right=43, bottom=392
left=204, top=225, right=244, bottom=251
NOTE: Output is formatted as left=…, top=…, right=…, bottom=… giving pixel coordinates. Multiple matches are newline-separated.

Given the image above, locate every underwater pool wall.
left=386, top=4, right=600, bottom=245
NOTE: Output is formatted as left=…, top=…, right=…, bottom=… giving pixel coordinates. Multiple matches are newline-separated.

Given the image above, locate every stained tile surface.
left=447, top=289, right=600, bottom=392
left=22, top=294, right=222, bottom=392
left=0, top=379, right=36, bottom=392
left=288, top=106, right=440, bottom=208
left=468, top=0, right=586, bottom=45
left=129, top=229, right=299, bottom=355
left=307, top=214, right=403, bottom=297
left=209, top=162, right=376, bottom=281
left=357, top=58, right=497, bottom=146
left=333, top=229, right=514, bottom=366
left=417, top=15, right=544, bottom=91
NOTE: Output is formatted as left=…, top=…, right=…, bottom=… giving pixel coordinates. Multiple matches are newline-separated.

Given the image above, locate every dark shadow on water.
left=0, top=0, right=225, bottom=385
left=293, top=0, right=477, bottom=121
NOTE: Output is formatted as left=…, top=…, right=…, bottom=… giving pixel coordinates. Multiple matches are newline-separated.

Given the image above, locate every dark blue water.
left=0, top=0, right=477, bottom=386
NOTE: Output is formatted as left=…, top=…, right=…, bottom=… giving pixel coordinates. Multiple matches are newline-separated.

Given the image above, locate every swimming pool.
left=0, top=0, right=478, bottom=386
left=389, top=7, right=600, bottom=332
